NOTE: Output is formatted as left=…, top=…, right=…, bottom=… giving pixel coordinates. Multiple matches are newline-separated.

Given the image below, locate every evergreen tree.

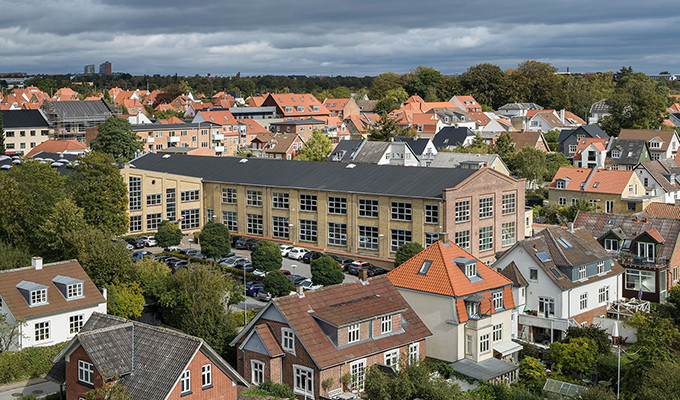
left=0, top=111, right=5, bottom=155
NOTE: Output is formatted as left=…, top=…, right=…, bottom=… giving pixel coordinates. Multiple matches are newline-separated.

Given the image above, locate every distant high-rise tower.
left=99, top=61, right=112, bottom=76
left=84, top=64, right=95, bottom=75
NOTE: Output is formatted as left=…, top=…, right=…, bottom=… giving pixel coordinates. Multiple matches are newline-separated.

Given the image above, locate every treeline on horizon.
left=6, top=61, right=680, bottom=121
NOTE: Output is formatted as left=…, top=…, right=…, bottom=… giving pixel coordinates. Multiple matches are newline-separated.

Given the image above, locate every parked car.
left=235, top=238, right=250, bottom=249
left=347, top=261, right=373, bottom=276
left=184, top=249, right=203, bottom=259
left=298, top=279, right=323, bottom=291
left=165, top=246, right=181, bottom=252
left=252, top=269, right=266, bottom=277
left=140, top=236, right=157, bottom=247
left=245, top=281, right=264, bottom=296
left=132, top=250, right=152, bottom=261
left=163, top=257, right=182, bottom=267
left=236, top=263, right=256, bottom=273
left=280, top=245, right=295, bottom=257
left=280, top=269, right=291, bottom=276
left=171, top=260, right=189, bottom=272
left=244, top=238, right=260, bottom=250
left=125, top=237, right=145, bottom=249
left=287, top=274, right=307, bottom=285
left=364, top=265, right=389, bottom=277
left=230, top=235, right=242, bottom=247
left=255, top=291, right=272, bottom=302
left=153, top=255, right=169, bottom=262
left=288, top=247, right=308, bottom=260
left=301, top=251, right=323, bottom=264
left=220, top=257, right=250, bottom=268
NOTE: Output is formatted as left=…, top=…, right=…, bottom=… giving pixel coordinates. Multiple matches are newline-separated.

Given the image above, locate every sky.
left=1, top=0, right=679, bottom=77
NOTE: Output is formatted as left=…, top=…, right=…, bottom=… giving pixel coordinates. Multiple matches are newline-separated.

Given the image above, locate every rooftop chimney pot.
left=32, top=257, right=43, bottom=270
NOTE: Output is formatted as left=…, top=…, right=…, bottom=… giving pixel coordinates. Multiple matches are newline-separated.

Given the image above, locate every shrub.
left=310, top=257, right=344, bottom=286
left=155, top=220, right=183, bottom=248
left=394, top=242, right=424, bottom=267
left=0, top=342, right=67, bottom=384
left=251, top=240, right=282, bottom=272
left=264, top=270, right=294, bottom=297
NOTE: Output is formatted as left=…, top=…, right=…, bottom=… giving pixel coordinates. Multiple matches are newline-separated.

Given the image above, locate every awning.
left=493, top=341, right=523, bottom=357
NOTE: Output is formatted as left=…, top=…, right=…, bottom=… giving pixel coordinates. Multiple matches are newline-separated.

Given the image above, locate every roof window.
left=536, top=252, right=552, bottom=263
left=418, top=260, right=432, bottom=275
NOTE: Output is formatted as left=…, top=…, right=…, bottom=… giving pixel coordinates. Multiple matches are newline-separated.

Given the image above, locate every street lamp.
left=243, top=267, right=247, bottom=326
left=188, top=238, right=194, bottom=250
left=292, top=264, right=297, bottom=276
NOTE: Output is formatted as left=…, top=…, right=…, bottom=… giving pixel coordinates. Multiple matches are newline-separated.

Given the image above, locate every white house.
left=0, top=258, right=107, bottom=350
left=618, top=129, right=680, bottom=160
left=387, top=238, right=522, bottom=383
left=634, top=159, right=680, bottom=203
left=493, top=227, right=623, bottom=345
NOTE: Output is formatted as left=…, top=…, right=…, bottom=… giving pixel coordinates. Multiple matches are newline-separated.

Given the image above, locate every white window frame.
left=408, top=342, right=419, bottom=365
left=251, top=360, right=264, bottom=385
left=180, top=370, right=191, bottom=394
left=580, top=293, right=588, bottom=310
left=349, top=359, right=366, bottom=391
left=492, top=291, right=503, bottom=309
left=282, top=328, right=295, bottom=354
left=480, top=334, right=490, bottom=353
left=380, top=315, right=392, bottom=334
left=348, top=323, right=360, bottom=343
left=384, top=349, right=399, bottom=369
left=69, top=314, right=84, bottom=334
left=78, top=360, right=94, bottom=385
left=599, top=286, right=610, bottom=303
left=493, top=324, right=502, bottom=342
left=67, top=283, right=83, bottom=299
left=202, top=364, right=212, bottom=388
left=31, top=289, right=47, bottom=305
left=34, top=321, right=50, bottom=341
left=579, top=265, right=587, bottom=280
left=293, top=365, right=314, bottom=396
left=479, top=196, right=494, bottom=219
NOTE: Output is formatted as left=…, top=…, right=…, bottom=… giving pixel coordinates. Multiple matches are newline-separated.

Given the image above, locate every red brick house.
left=230, top=276, right=431, bottom=399
left=48, top=313, right=248, bottom=400
left=262, top=93, right=330, bottom=120
left=322, top=98, right=360, bottom=119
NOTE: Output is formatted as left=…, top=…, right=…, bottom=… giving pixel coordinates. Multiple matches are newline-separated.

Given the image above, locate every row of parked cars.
left=278, top=244, right=388, bottom=277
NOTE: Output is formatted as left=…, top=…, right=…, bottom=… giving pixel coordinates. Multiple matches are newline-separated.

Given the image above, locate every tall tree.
left=510, top=147, right=547, bottom=187
left=369, top=72, right=403, bottom=100
left=394, top=242, right=424, bottom=268
left=68, top=152, right=129, bottom=235
left=38, top=198, right=88, bottom=261
left=368, top=114, right=416, bottom=141
left=460, top=63, right=509, bottom=109
left=90, top=117, right=143, bottom=163
left=295, top=130, right=333, bottom=161
left=493, top=132, right=516, bottom=162
left=311, top=257, right=344, bottom=286
left=264, top=270, right=295, bottom=297
left=156, top=220, right=183, bottom=248
left=508, top=60, right=570, bottom=110
left=198, top=220, right=231, bottom=260
left=65, top=227, right=135, bottom=287
left=251, top=240, right=282, bottom=272
left=107, top=280, right=145, bottom=319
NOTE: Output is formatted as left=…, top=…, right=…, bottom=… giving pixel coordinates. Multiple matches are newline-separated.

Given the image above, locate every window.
left=455, top=200, right=470, bottom=222
left=408, top=343, right=419, bottom=365
left=180, top=209, right=200, bottom=229
left=147, top=213, right=162, bottom=230
left=425, top=204, right=439, bottom=224
left=493, top=324, right=502, bottom=342
left=348, top=323, right=360, bottom=343
left=569, top=144, right=577, bottom=154
left=272, top=216, right=290, bottom=239
left=479, top=196, right=494, bottom=219
left=598, top=261, right=605, bottom=274
left=612, top=149, right=621, bottom=158
left=425, top=232, right=439, bottom=246
left=299, top=219, right=317, bottom=242
left=579, top=293, right=588, bottom=310
left=246, top=190, right=262, bottom=206
left=502, top=222, right=516, bottom=247
left=328, top=196, right=347, bottom=214
left=493, top=291, right=503, bottom=309
left=466, top=335, right=473, bottom=354
left=455, top=230, right=470, bottom=251
left=358, top=225, right=379, bottom=250
left=222, top=187, right=237, bottom=204
left=637, top=242, right=655, bottom=261
left=359, top=199, right=379, bottom=217
left=282, top=328, right=295, bottom=353
left=579, top=265, right=587, bottom=280
left=67, top=283, right=83, bottom=299
left=78, top=360, right=94, bottom=385
left=130, top=215, right=142, bottom=232
left=294, top=365, right=314, bottom=395
left=34, top=321, right=50, bottom=341
left=674, top=266, right=679, bottom=282
left=247, top=214, right=263, bottom=235
left=384, top=350, right=399, bottom=369
left=556, top=180, right=566, bottom=189
left=538, top=297, right=555, bottom=316
left=530, top=268, right=538, bottom=281
left=166, top=188, right=176, bottom=221
left=605, top=239, right=619, bottom=251
left=180, top=370, right=191, bottom=394
left=250, top=360, right=264, bottom=385
left=129, top=177, right=141, bottom=211
left=391, top=202, right=412, bottom=221
left=222, top=211, right=237, bottom=232
left=599, top=286, right=610, bottom=303
left=30, top=288, right=47, bottom=305
left=300, top=194, right=317, bottom=212
left=502, top=193, right=516, bottom=215
left=349, top=360, right=366, bottom=391
left=558, top=197, right=567, bottom=206
left=69, top=315, right=84, bottom=334
left=625, top=269, right=656, bottom=292
left=391, top=229, right=412, bottom=252
left=380, top=315, right=392, bottom=334
left=146, top=193, right=162, bottom=206
left=180, top=190, right=200, bottom=202
left=466, top=301, right=480, bottom=319
left=479, top=226, right=493, bottom=251
left=200, top=364, right=212, bottom=388
left=328, top=222, right=347, bottom=246
left=272, top=192, right=289, bottom=209
left=480, top=334, right=490, bottom=353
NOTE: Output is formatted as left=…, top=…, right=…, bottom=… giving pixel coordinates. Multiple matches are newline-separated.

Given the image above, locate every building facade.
left=0, top=109, right=51, bottom=155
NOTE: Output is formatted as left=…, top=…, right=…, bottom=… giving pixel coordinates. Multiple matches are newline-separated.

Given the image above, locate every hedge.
left=0, top=342, right=67, bottom=384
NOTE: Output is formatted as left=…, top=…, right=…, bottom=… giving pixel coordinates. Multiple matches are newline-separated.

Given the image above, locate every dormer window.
left=31, top=289, right=47, bottom=305
left=67, top=283, right=83, bottom=299
left=612, top=149, right=621, bottom=158
left=380, top=315, right=392, bottom=334
left=556, top=180, right=566, bottom=189
left=281, top=328, right=295, bottom=353
left=348, top=323, right=360, bottom=343
left=465, top=301, right=480, bottom=319
left=465, top=263, right=476, bottom=278
left=492, top=291, right=503, bottom=309
left=650, top=140, right=661, bottom=148
left=604, top=239, right=619, bottom=251
left=637, top=242, right=655, bottom=261
left=53, top=276, right=84, bottom=300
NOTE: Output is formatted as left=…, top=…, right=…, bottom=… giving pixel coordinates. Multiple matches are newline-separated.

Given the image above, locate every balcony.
left=617, top=255, right=667, bottom=268
left=518, top=314, right=569, bottom=332
left=146, top=137, right=155, bottom=143
left=168, top=136, right=180, bottom=143
left=466, top=316, right=492, bottom=330
left=214, top=146, right=225, bottom=153
left=212, top=133, right=224, bottom=141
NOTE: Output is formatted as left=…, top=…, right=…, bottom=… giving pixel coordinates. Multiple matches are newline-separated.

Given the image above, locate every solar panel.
left=536, top=252, right=551, bottom=262
left=557, top=237, right=573, bottom=249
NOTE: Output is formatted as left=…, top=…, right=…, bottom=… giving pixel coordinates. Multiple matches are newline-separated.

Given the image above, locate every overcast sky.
left=1, top=0, right=678, bottom=77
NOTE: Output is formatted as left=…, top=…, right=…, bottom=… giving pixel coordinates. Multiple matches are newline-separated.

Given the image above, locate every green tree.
left=0, top=173, right=24, bottom=245
left=38, top=198, right=88, bottom=261
left=85, top=377, right=131, bottom=400
left=198, top=220, right=231, bottom=260
left=134, top=259, right=171, bottom=294
left=636, top=360, right=680, bottom=400
left=436, top=75, right=462, bottom=102
left=548, top=337, right=597, bottom=379
left=311, top=257, right=344, bottom=286
left=565, top=325, right=611, bottom=355
left=450, top=134, right=492, bottom=154
left=90, top=117, right=143, bottom=163
left=394, top=242, right=424, bottom=268
left=68, top=152, right=129, bottom=235
left=493, top=132, right=516, bottom=162
left=251, top=240, right=282, bottom=272
left=577, top=385, right=616, bottom=400
left=295, top=130, right=333, bottom=161
left=0, top=111, right=5, bottom=155
left=155, top=220, right=183, bottom=248
left=364, top=363, right=460, bottom=400
left=460, top=63, right=509, bottom=109
left=107, top=280, right=145, bottom=319
left=510, top=147, right=547, bottom=187
left=544, top=152, right=571, bottom=181
left=626, top=312, right=680, bottom=367
left=518, top=356, right=547, bottom=394
left=264, top=270, right=295, bottom=297
left=0, top=242, right=31, bottom=271
left=508, top=60, right=570, bottom=110
left=0, top=313, right=24, bottom=352
left=373, top=97, right=401, bottom=115
left=65, top=227, right=135, bottom=287
left=368, top=114, right=416, bottom=141
left=369, top=72, right=403, bottom=100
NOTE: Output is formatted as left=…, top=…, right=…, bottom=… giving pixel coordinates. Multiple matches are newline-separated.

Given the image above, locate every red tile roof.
left=549, top=167, right=635, bottom=194
left=642, top=202, right=680, bottom=219
left=322, top=98, right=351, bottom=111
left=572, top=137, right=609, bottom=160
left=26, top=139, right=88, bottom=157
left=646, top=228, right=665, bottom=243
left=196, top=110, right=237, bottom=126
left=238, top=118, right=269, bottom=134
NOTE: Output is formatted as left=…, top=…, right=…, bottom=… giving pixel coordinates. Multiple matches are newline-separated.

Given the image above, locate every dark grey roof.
left=133, top=122, right=220, bottom=131
left=637, top=160, right=680, bottom=193
left=558, top=125, right=608, bottom=143
left=130, top=152, right=479, bottom=199
left=350, top=141, right=390, bottom=163
left=49, top=313, right=247, bottom=399
left=328, top=139, right=366, bottom=162
left=271, top=118, right=325, bottom=125
left=606, top=138, right=648, bottom=165
left=393, top=137, right=431, bottom=156
left=432, top=127, right=475, bottom=149
left=41, top=100, right=113, bottom=121
left=590, top=99, right=609, bottom=114
left=451, top=357, right=519, bottom=381
left=498, top=103, right=543, bottom=111
left=0, top=110, right=49, bottom=128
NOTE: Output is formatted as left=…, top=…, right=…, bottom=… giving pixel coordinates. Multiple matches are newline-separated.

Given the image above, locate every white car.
left=288, top=247, right=308, bottom=260
left=280, top=245, right=294, bottom=257
left=252, top=269, right=266, bottom=277
left=141, top=236, right=157, bottom=247
left=255, top=291, right=272, bottom=302
left=298, top=279, right=323, bottom=291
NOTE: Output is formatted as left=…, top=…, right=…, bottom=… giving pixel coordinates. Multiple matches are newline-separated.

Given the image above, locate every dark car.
left=171, top=260, right=189, bottom=272
left=364, top=265, right=389, bottom=277
left=280, top=269, right=292, bottom=276
left=125, top=237, right=145, bottom=249
left=347, top=261, right=372, bottom=276
left=287, top=274, right=307, bottom=285
left=184, top=249, right=203, bottom=259
left=163, top=257, right=182, bottom=267
left=153, top=255, right=169, bottom=262
left=236, top=262, right=256, bottom=273
left=301, top=251, right=324, bottom=264
left=245, top=281, right=264, bottom=296
left=230, top=235, right=242, bottom=247
left=235, top=238, right=250, bottom=249
left=244, top=238, right=260, bottom=251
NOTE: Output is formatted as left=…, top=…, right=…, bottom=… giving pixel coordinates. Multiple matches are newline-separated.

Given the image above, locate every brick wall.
left=571, top=304, right=607, bottom=325
left=65, top=345, right=103, bottom=400
left=166, top=348, right=238, bottom=400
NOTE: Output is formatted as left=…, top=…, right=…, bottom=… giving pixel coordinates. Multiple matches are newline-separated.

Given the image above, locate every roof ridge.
left=0, top=259, right=80, bottom=275
left=545, top=228, right=573, bottom=267
left=80, top=322, right=134, bottom=337
left=438, top=241, right=459, bottom=297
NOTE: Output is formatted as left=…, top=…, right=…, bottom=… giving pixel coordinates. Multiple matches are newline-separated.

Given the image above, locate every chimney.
left=358, top=269, right=369, bottom=282
left=560, top=109, right=565, bottom=124
left=32, top=257, right=43, bottom=270
left=439, top=232, right=449, bottom=245
left=634, top=217, right=639, bottom=223
left=568, top=223, right=574, bottom=233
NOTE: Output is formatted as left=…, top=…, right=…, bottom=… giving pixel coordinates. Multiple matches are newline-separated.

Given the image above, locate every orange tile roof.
left=563, top=111, right=586, bottom=125
left=196, top=110, right=237, bottom=126
left=642, top=202, right=680, bottom=219
left=322, top=98, right=351, bottom=111
left=526, top=109, right=555, bottom=118
left=238, top=118, right=269, bottom=134
left=549, top=167, right=635, bottom=194
left=26, top=139, right=88, bottom=157
left=154, top=103, right=175, bottom=112
left=84, top=96, right=102, bottom=101
left=404, top=95, right=425, bottom=104
left=247, top=95, right=266, bottom=107
left=467, top=110, right=491, bottom=126
left=264, top=93, right=330, bottom=117
left=255, top=325, right=284, bottom=357
left=572, top=137, right=609, bottom=160
left=157, top=117, right=185, bottom=125
left=645, top=228, right=665, bottom=243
